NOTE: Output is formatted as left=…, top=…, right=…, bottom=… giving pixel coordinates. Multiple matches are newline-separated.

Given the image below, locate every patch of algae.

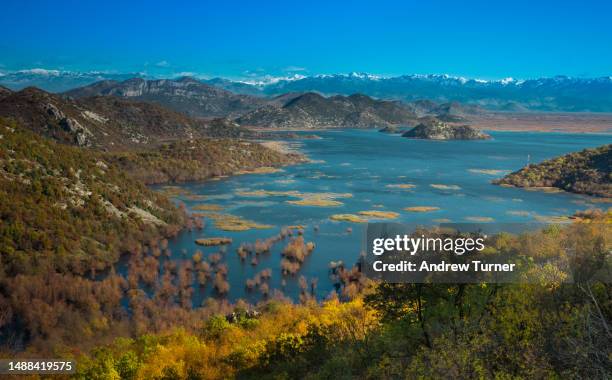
left=358, top=210, right=400, bottom=219
left=199, top=212, right=273, bottom=231
left=430, top=184, right=461, bottom=190
left=468, top=169, right=509, bottom=175
left=404, top=206, right=440, bottom=212
left=330, top=214, right=368, bottom=223
left=192, top=204, right=224, bottom=211
left=287, top=198, right=343, bottom=207
left=236, top=189, right=352, bottom=207
left=386, top=184, right=416, bottom=189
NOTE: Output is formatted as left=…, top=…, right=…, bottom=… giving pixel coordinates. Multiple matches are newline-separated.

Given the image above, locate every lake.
left=154, top=129, right=611, bottom=303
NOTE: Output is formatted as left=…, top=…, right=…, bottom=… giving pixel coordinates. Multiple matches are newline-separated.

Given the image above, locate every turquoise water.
left=158, top=130, right=611, bottom=303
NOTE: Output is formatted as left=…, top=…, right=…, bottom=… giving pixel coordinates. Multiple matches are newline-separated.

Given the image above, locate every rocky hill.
left=0, top=85, right=11, bottom=99
left=494, top=144, right=612, bottom=197
left=65, top=77, right=266, bottom=118
left=236, top=92, right=417, bottom=129
left=402, top=119, right=490, bottom=140
left=0, top=87, right=206, bottom=148
left=0, top=87, right=260, bottom=149
left=0, top=118, right=188, bottom=276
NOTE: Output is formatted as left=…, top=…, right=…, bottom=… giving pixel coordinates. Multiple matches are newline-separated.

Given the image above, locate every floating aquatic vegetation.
left=237, top=189, right=352, bottom=208
left=235, top=189, right=302, bottom=197
left=192, top=204, right=223, bottom=211
left=232, top=200, right=278, bottom=208
left=506, top=210, right=531, bottom=217
left=468, top=169, right=509, bottom=175
left=199, top=212, right=273, bottom=231
left=234, top=166, right=284, bottom=175
left=358, top=210, right=399, bottom=219
left=158, top=186, right=192, bottom=197
left=195, top=237, right=233, bottom=246
left=286, top=197, right=343, bottom=207
left=183, top=194, right=208, bottom=201
left=386, top=184, right=416, bottom=189
left=430, top=184, right=461, bottom=190
left=329, top=214, right=367, bottom=223
left=465, top=216, right=495, bottom=222
left=404, top=206, right=440, bottom=212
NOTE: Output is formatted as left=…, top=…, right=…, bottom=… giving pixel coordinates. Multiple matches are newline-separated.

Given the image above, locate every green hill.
left=495, top=144, right=611, bottom=197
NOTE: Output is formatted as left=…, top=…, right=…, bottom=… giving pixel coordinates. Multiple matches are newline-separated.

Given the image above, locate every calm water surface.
left=153, top=130, right=611, bottom=303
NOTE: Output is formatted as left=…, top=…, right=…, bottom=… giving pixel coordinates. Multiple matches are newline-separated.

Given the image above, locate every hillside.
left=0, top=85, right=11, bottom=99
left=109, top=138, right=305, bottom=184
left=494, top=144, right=612, bottom=197
left=0, top=87, right=206, bottom=148
left=0, top=87, right=264, bottom=149
left=0, top=118, right=188, bottom=276
left=0, top=118, right=188, bottom=350
left=237, top=92, right=418, bottom=129
left=65, top=77, right=267, bottom=118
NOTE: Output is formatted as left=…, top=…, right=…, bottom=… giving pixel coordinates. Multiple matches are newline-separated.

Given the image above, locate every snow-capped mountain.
left=2, top=69, right=611, bottom=111
left=207, top=73, right=612, bottom=112
left=0, top=69, right=145, bottom=93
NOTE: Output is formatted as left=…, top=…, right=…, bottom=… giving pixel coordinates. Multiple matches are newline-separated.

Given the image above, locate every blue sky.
left=1, top=0, right=610, bottom=80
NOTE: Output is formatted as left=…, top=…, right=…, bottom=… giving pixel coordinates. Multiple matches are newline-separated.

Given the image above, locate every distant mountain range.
left=209, top=73, right=612, bottom=113
left=2, top=70, right=611, bottom=112
left=0, top=69, right=141, bottom=93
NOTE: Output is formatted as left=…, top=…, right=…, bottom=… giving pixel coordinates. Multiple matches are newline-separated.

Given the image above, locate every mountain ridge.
left=64, top=77, right=267, bottom=118
left=236, top=91, right=419, bottom=129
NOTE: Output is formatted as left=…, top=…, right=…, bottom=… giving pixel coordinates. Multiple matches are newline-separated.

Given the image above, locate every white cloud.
left=155, top=60, right=170, bottom=68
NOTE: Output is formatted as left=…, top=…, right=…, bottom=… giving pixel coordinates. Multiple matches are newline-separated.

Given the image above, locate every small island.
left=402, top=119, right=490, bottom=140
left=494, top=144, right=611, bottom=198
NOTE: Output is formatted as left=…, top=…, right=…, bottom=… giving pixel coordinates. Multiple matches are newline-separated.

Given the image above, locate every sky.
left=1, top=0, right=611, bottom=80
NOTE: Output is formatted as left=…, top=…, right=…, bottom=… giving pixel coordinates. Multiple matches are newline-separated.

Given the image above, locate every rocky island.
left=494, top=144, right=611, bottom=197
left=402, top=119, right=490, bottom=140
